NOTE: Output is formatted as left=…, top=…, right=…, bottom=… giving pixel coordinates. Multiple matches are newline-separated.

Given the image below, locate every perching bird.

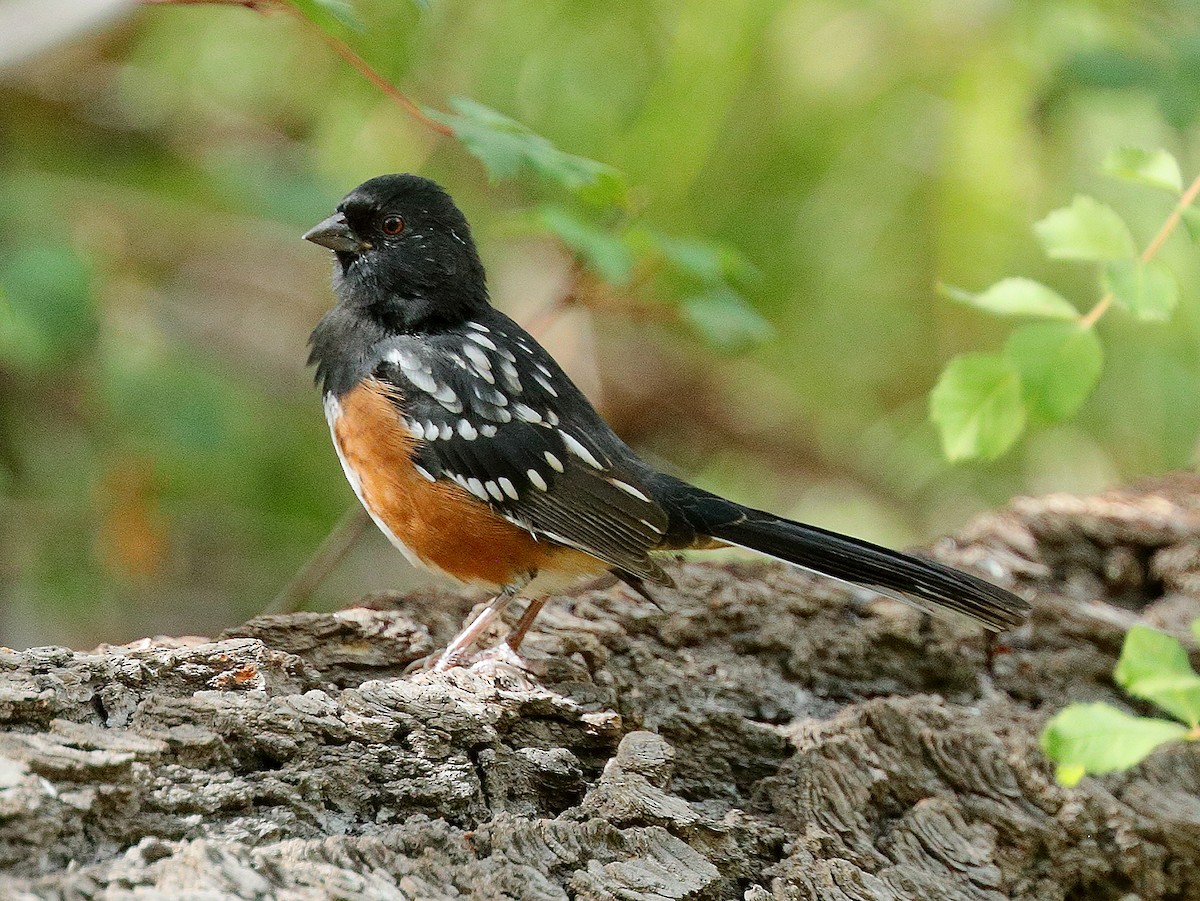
left=303, top=174, right=1028, bottom=670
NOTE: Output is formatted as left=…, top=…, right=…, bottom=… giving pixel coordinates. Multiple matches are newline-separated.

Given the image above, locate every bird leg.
left=504, top=596, right=549, bottom=653
left=432, top=573, right=533, bottom=672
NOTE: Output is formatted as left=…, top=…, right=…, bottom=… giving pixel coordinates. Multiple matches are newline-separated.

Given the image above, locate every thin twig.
left=140, top=0, right=263, bottom=5
left=140, top=0, right=455, bottom=137
left=1079, top=170, right=1200, bottom=329
left=265, top=503, right=373, bottom=614
left=275, top=4, right=454, bottom=136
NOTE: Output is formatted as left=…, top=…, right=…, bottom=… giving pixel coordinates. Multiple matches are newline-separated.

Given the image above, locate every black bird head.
left=304, top=174, right=489, bottom=332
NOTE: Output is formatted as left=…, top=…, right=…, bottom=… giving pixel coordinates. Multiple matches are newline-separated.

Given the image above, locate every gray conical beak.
left=302, top=213, right=371, bottom=253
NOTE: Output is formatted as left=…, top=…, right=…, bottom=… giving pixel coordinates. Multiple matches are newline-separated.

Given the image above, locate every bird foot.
left=463, top=642, right=529, bottom=675
left=403, top=641, right=530, bottom=676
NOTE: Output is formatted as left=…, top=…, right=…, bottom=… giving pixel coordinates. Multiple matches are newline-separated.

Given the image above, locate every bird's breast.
left=323, top=378, right=600, bottom=588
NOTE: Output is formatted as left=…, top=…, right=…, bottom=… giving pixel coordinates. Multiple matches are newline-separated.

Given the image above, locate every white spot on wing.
left=399, top=363, right=438, bottom=395
left=502, top=511, right=538, bottom=538
left=609, top=479, right=652, bottom=503
left=438, top=423, right=453, bottom=440
left=559, top=431, right=603, bottom=469
left=544, top=451, right=564, bottom=473
left=466, top=477, right=488, bottom=500
left=498, top=477, right=518, bottom=499
left=498, top=359, right=522, bottom=392
left=527, top=469, right=548, bottom=491
left=458, top=419, right=478, bottom=440
left=473, top=384, right=508, bottom=407
left=466, top=332, right=497, bottom=351
left=480, top=424, right=498, bottom=438
left=466, top=321, right=489, bottom=332
left=539, top=529, right=581, bottom=549
left=432, top=383, right=459, bottom=404
left=386, top=345, right=456, bottom=402
left=534, top=374, right=559, bottom=397
left=485, top=480, right=503, bottom=501
left=414, top=464, right=437, bottom=483
left=423, top=421, right=438, bottom=441
left=463, top=343, right=492, bottom=372
left=384, top=347, right=422, bottom=372
left=512, top=403, right=542, bottom=423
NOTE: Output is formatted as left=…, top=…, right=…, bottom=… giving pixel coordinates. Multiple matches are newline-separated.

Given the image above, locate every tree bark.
left=4, top=475, right=1200, bottom=900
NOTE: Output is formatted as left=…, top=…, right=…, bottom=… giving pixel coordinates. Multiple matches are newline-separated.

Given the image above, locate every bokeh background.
left=2, top=0, right=1199, bottom=649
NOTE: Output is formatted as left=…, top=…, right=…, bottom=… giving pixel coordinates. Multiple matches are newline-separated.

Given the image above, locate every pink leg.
left=504, top=596, right=549, bottom=653
left=433, top=575, right=531, bottom=671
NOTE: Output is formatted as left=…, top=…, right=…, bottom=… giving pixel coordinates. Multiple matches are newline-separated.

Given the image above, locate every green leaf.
left=538, top=207, right=633, bottom=285
left=429, top=98, right=627, bottom=206
left=1033, top=195, right=1138, bottom=261
left=1054, top=763, right=1087, bottom=787
left=1103, top=147, right=1183, bottom=193
left=1041, top=702, right=1188, bottom=784
left=287, top=0, right=365, bottom=32
left=680, top=287, right=773, bottom=353
left=1004, top=323, right=1103, bottom=422
left=1114, top=625, right=1200, bottom=727
left=940, top=278, right=1078, bottom=320
left=1181, top=207, right=1200, bottom=245
left=929, top=353, right=1026, bottom=462
left=1103, top=259, right=1179, bottom=321
left=644, top=231, right=758, bottom=286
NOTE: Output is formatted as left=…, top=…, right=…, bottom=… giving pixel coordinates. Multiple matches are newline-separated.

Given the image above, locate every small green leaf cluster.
left=428, top=98, right=628, bottom=208
left=534, top=209, right=767, bottom=352
left=930, top=147, right=1191, bottom=462
left=1042, top=623, right=1200, bottom=786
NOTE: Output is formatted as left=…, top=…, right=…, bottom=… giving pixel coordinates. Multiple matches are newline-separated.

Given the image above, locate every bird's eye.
left=382, top=215, right=405, bottom=236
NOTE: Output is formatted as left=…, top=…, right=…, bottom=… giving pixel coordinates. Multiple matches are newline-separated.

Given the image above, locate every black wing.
left=373, top=312, right=672, bottom=584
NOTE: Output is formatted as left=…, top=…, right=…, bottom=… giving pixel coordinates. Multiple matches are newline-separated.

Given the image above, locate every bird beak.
left=302, top=213, right=371, bottom=253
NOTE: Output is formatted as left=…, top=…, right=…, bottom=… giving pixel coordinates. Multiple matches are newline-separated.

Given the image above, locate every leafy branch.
left=1042, top=623, right=1200, bottom=786
left=930, top=148, right=1198, bottom=462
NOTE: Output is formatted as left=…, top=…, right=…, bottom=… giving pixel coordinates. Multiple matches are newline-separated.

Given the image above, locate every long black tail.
left=648, top=474, right=1029, bottom=631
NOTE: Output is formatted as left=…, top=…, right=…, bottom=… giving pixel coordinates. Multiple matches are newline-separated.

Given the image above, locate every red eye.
left=382, top=215, right=405, bottom=236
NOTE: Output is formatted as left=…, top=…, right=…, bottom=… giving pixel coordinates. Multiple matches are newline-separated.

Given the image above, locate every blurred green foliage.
left=3, top=0, right=1200, bottom=648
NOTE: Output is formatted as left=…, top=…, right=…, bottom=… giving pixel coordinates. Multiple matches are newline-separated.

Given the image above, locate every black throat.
left=307, top=303, right=391, bottom=398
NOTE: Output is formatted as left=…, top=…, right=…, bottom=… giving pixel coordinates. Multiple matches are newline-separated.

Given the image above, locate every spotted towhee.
left=303, top=174, right=1029, bottom=670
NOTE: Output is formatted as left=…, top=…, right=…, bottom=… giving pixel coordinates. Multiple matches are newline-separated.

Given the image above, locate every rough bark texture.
left=4, top=476, right=1200, bottom=900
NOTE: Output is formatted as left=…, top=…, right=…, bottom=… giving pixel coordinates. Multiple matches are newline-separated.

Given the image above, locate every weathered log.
left=4, top=476, right=1200, bottom=900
